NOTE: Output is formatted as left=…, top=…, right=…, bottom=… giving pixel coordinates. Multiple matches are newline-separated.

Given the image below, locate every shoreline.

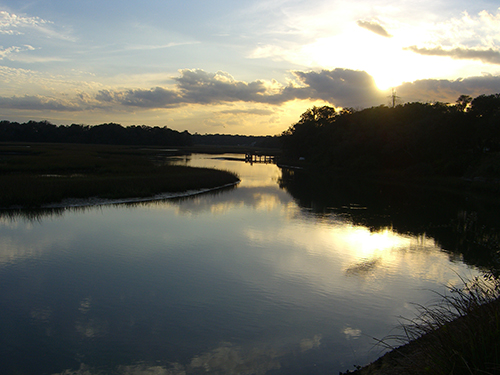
left=4, top=181, right=240, bottom=211
left=0, top=143, right=241, bottom=209
left=343, top=286, right=500, bottom=374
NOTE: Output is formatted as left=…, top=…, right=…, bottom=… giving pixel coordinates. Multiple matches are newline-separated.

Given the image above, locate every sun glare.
left=302, top=25, right=462, bottom=92
left=368, top=49, right=457, bottom=91
left=344, top=227, right=411, bottom=259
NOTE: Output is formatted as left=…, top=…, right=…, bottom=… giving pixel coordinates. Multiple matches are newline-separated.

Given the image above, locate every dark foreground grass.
left=0, top=143, right=239, bottom=208
left=347, top=276, right=500, bottom=375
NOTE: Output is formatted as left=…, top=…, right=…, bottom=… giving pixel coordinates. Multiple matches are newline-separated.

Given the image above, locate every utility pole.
left=390, top=88, right=400, bottom=108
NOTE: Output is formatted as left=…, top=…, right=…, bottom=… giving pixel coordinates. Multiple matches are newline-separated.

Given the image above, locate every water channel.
left=0, top=153, right=497, bottom=375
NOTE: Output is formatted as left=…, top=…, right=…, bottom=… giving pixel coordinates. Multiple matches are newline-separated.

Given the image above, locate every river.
left=0, top=153, right=495, bottom=375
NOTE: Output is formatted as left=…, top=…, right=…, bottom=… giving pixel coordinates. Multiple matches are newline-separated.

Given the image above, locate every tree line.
left=281, top=94, right=500, bottom=179
left=0, top=121, right=192, bottom=146
left=0, top=121, right=281, bottom=148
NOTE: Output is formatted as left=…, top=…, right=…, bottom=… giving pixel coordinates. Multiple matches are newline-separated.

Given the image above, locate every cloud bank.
left=0, top=94, right=80, bottom=111
left=0, top=68, right=499, bottom=116
left=405, top=46, right=500, bottom=65
left=95, top=68, right=385, bottom=110
left=398, top=75, right=500, bottom=103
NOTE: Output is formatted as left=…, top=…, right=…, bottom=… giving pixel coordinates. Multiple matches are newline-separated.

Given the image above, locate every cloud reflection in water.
left=51, top=335, right=325, bottom=375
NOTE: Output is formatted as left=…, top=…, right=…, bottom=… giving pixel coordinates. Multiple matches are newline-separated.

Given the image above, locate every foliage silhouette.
left=0, top=121, right=282, bottom=148
left=281, top=94, right=500, bottom=179
left=0, top=121, right=192, bottom=146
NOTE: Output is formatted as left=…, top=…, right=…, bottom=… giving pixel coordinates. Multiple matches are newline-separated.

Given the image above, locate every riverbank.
left=0, top=142, right=240, bottom=208
left=278, top=157, right=500, bottom=205
left=343, top=278, right=500, bottom=375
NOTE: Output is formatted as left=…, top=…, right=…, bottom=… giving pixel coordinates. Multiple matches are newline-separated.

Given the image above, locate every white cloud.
left=123, top=41, right=201, bottom=51
left=0, top=10, right=51, bottom=35
left=415, top=9, right=500, bottom=50
left=0, top=9, right=73, bottom=41
left=0, top=44, right=34, bottom=60
left=0, top=65, right=103, bottom=96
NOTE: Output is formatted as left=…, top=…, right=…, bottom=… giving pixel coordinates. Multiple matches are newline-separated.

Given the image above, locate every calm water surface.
left=0, top=154, right=487, bottom=374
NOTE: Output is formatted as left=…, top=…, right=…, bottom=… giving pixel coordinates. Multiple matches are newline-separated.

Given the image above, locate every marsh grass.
left=0, top=143, right=239, bottom=208
left=375, top=275, right=500, bottom=375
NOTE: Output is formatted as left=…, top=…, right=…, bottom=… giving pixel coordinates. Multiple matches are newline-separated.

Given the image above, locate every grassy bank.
left=0, top=142, right=239, bottom=208
left=345, top=277, right=500, bottom=375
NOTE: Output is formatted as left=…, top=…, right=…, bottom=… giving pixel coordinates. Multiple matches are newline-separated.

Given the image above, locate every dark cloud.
left=98, top=68, right=386, bottom=109
left=291, top=69, right=386, bottom=107
left=0, top=94, right=80, bottom=111
left=2, top=69, right=499, bottom=114
left=219, top=108, right=275, bottom=116
left=405, top=46, right=500, bottom=65
left=94, top=70, right=270, bottom=108
left=356, top=20, right=392, bottom=38
left=397, top=75, right=500, bottom=103
left=173, top=69, right=268, bottom=104
left=96, top=87, right=182, bottom=108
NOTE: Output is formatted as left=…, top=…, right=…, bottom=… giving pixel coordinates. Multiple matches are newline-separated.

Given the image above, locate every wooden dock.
left=245, top=153, right=276, bottom=164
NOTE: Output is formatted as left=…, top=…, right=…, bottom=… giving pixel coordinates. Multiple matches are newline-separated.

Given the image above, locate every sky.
left=1, top=0, right=500, bottom=135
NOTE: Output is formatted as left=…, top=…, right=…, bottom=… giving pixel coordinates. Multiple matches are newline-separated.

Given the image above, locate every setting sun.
left=300, top=24, right=470, bottom=92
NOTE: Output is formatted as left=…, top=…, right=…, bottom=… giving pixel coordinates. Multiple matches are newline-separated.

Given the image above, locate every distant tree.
left=456, top=95, right=473, bottom=112
left=339, top=107, right=357, bottom=116
left=470, top=94, right=500, bottom=117
left=298, top=106, right=337, bottom=125
left=281, top=106, right=338, bottom=160
left=469, top=94, right=500, bottom=152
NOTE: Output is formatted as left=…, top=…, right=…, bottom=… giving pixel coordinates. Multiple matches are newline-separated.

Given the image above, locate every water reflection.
left=50, top=334, right=328, bottom=375
left=51, top=338, right=289, bottom=375
left=0, top=154, right=492, bottom=375
left=345, top=258, right=381, bottom=276
left=167, top=186, right=293, bottom=216
left=278, top=167, right=500, bottom=273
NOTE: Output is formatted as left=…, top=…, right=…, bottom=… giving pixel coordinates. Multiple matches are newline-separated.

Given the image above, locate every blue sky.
left=1, top=0, right=500, bottom=135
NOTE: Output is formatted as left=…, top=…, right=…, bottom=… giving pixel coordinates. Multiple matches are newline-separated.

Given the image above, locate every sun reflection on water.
left=343, top=227, right=412, bottom=259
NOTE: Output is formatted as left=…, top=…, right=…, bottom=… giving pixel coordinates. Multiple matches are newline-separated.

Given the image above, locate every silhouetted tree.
left=456, top=95, right=473, bottom=112
left=0, top=121, right=193, bottom=146
left=281, top=93, right=500, bottom=177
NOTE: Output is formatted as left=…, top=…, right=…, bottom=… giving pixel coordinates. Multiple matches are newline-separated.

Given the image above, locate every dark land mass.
left=0, top=120, right=281, bottom=149
left=280, top=94, right=500, bottom=189
left=0, top=142, right=240, bottom=208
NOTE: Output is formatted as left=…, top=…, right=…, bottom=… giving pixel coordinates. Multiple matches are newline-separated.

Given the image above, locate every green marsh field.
left=0, top=143, right=239, bottom=208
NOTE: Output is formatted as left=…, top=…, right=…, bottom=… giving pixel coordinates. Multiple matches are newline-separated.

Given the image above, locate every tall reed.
left=382, top=275, right=500, bottom=374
